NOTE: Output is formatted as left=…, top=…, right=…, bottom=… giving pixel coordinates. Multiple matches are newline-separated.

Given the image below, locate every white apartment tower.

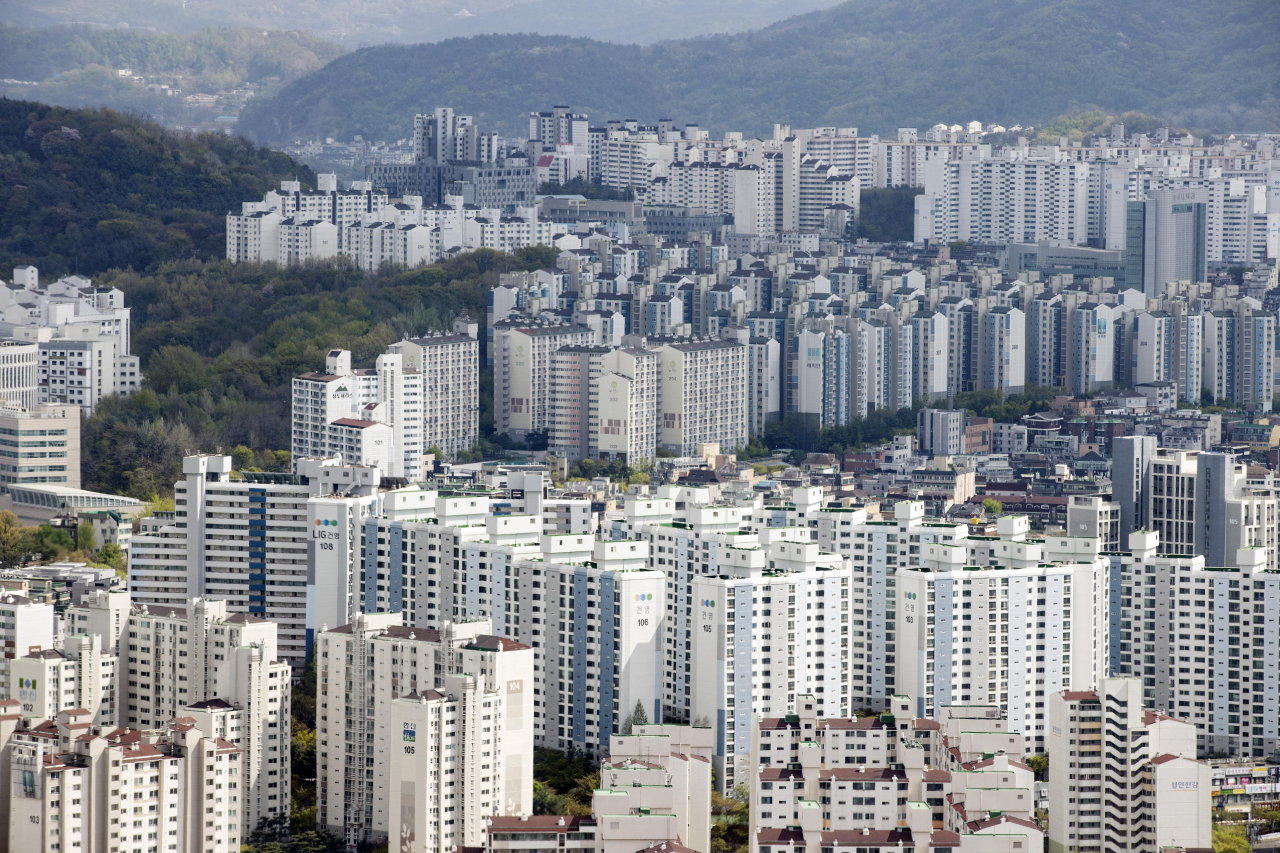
left=387, top=330, right=481, bottom=459
left=494, top=322, right=595, bottom=442
left=657, top=340, right=747, bottom=456
left=0, top=592, right=54, bottom=691
left=1048, top=678, right=1211, bottom=853
left=10, top=633, right=116, bottom=725
left=63, top=595, right=293, bottom=830
left=315, top=616, right=534, bottom=849
left=0, top=708, right=244, bottom=853
left=294, top=331, right=478, bottom=471
left=128, top=454, right=383, bottom=670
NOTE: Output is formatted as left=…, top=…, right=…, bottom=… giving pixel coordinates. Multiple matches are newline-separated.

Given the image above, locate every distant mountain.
left=0, top=25, right=342, bottom=127
left=236, top=0, right=1280, bottom=147
left=0, top=0, right=836, bottom=46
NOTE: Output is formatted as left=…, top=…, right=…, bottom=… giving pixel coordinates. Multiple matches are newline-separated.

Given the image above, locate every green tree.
left=0, top=510, right=31, bottom=566
left=565, top=771, right=600, bottom=816
left=1212, top=823, right=1249, bottom=853
left=982, top=497, right=1003, bottom=516
left=711, top=781, right=749, bottom=853
left=75, top=521, right=97, bottom=552
left=29, top=524, right=74, bottom=562
left=538, top=178, right=633, bottom=200
left=247, top=812, right=291, bottom=845
left=97, top=542, right=126, bottom=573
left=1026, top=754, right=1048, bottom=781
left=855, top=187, right=925, bottom=242
left=532, top=780, right=568, bottom=815
left=621, top=699, right=649, bottom=734
left=232, top=445, right=255, bottom=470
left=534, top=746, right=597, bottom=794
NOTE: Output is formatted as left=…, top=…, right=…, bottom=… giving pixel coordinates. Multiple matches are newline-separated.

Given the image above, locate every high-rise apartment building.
left=293, top=334, right=477, bottom=472
left=10, top=633, right=116, bottom=724
left=689, top=539, right=852, bottom=792
left=657, top=340, right=747, bottom=456
left=548, top=345, right=660, bottom=464
left=0, top=708, right=244, bottom=852
left=0, top=592, right=54, bottom=691
left=64, top=595, right=293, bottom=830
left=1048, top=677, right=1211, bottom=853
left=984, top=306, right=1026, bottom=394
left=0, top=268, right=140, bottom=415
left=43, top=331, right=138, bottom=411
left=917, top=158, right=1091, bottom=246
left=128, top=454, right=382, bottom=669
left=494, top=322, right=596, bottom=443
left=896, top=519, right=1109, bottom=755
left=1108, top=446, right=1279, bottom=572
left=387, top=330, right=482, bottom=459
left=315, top=616, right=534, bottom=849
left=1109, top=532, right=1280, bottom=759
left=1111, top=436, right=1158, bottom=544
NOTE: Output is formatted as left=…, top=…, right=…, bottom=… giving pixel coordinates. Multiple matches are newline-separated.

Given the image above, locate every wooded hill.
left=237, top=0, right=1280, bottom=145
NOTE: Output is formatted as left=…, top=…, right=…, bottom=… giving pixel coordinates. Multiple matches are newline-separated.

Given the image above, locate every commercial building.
left=917, top=409, right=964, bottom=457
left=1126, top=188, right=1208, bottom=299
left=0, top=402, right=79, bottom=492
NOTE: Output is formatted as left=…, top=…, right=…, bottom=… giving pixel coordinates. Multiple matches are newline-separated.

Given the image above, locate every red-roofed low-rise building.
left=483, top=724, right=711, bottom=853
left=748, top=693, right=1038, bottom=851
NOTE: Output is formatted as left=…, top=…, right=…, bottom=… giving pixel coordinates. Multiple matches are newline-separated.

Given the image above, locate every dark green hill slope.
left=238, top=0, right=1280, bottom=146
left=0, top=98, right=312, bottom=276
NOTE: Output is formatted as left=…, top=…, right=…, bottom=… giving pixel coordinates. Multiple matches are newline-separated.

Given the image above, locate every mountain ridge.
left=0, top=0, right=837, bottom=47
left=236, top=0, right=1280, bottom=147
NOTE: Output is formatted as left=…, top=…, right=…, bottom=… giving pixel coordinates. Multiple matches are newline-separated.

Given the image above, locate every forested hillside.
left=2, top=0, right=831, bottom=46
left=0, top=26, right=341, bottom=86
left=82, top=248, right=554, bottom=498
left=0, top=99, right=553, bottom=496
left=238, top=0, right=1280, bottom=145
left=0, top=26, right=342, bottom=127
left=0, top=98, right=309, bottom=276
